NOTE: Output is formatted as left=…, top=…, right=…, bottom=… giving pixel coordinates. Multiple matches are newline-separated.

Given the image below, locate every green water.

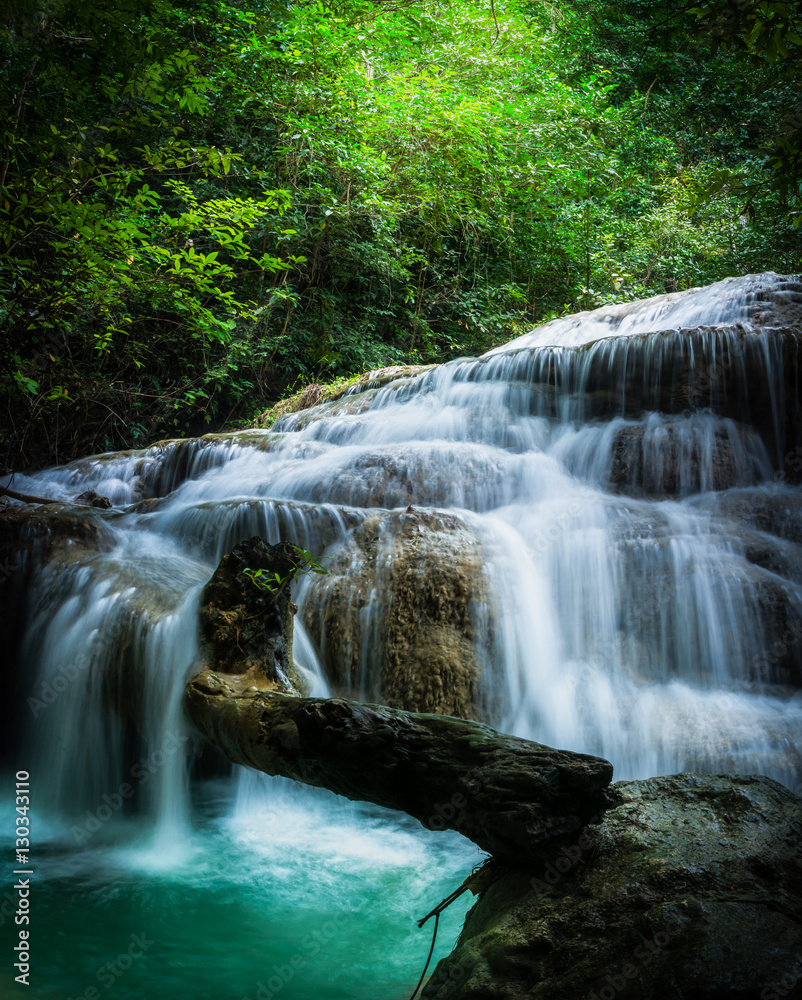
left=1, top=776, right=481, bottom=1000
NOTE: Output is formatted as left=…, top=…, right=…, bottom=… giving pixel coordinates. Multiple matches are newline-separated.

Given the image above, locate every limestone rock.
left=511, top=325, right=801, bottom=481
left=302, top=508, right=490, bottom=719
left=707, top=488, right=802, bottom=545
left=75, top=489, right=113, bottom=508
left=607, top=420, right=763, bottom=496
left=423, top=773, right=802, bottom=1000
left=255, top=364, right=437, bottom=429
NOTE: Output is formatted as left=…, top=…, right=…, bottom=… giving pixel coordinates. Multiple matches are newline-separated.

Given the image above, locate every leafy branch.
left=243, top=545, right=328, bottom=602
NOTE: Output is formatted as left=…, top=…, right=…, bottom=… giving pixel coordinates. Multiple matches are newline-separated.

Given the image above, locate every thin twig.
left=489, top=0, right=501, bottom=43
left=0, top=56, right=39, bottom=190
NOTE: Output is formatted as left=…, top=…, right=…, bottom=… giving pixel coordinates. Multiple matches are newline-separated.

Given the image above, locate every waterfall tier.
left=4, top=272, right=802, bottom=827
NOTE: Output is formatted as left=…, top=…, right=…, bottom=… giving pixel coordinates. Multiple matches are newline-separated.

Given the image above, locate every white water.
left=6, top=273, right=802, bottom=845
left=488, top=270, right=802, bottom=350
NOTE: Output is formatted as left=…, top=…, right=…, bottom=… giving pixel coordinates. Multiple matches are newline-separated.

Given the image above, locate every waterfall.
left=487, top=270, right=802, bottom=350
left=7, top=271, right=802, bottom=831
left=4, top=270, right=801, bottom=999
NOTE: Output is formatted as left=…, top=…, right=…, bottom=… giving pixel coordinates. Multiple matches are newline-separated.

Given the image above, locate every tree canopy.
left=1, top=0, right=800, bottom=467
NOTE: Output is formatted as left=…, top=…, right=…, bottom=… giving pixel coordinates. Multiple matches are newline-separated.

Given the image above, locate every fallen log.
left=0, top=485, right=112, bottom=507
left=187, top=536, right=614, bottom=861
left=185, top=668, right=614, bottom=863
left=0, top=484, right=58, bottom=505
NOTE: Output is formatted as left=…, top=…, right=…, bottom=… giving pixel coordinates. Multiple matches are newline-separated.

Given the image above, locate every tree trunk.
left=185, top=668, right=614, bottom=863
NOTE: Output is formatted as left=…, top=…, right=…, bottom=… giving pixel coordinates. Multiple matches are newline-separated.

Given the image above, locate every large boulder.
left=423, top=772, right=802, bottom=1000
left=302, top=508, right=491, bottom=720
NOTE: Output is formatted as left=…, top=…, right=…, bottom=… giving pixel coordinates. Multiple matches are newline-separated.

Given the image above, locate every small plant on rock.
left=243, top=545, right=327, bottom=601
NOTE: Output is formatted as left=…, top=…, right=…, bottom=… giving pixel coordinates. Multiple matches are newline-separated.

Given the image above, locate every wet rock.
left=742, top=274, right=802, bottom=328
left=607, top=420, right=761, bottom=496
left=737, top=528, right=802, bottom=583
left=199, top=536, right=306, bottom=693
left=354, top=363, right=438, bottom=387
left=271, top=387, right=382, bottom=432
left=423, top=773, right=802, bottom=1000
left=290, top=444, right=510, bottom=511
left=303, top=509, right=490, bottom=720
left=0, top=504, right=117, bottom=756
left=132, top=431, right=277, bottom=500
left=500, top=273, right=802, bottom=349
left=605, top=497, right=802, bottom=690
left=75, top=489, right=112, bottom=508
left=255, top=365, right=436, bottom=428
left=706, top=488, right=802, bottom=545
left=0, top=503, right=117, bottom=579
left=503, top=325, right=802, bottom=480
left=33, top=429, right=280, bottom=505
left=748, top=572, right=802, bottom=686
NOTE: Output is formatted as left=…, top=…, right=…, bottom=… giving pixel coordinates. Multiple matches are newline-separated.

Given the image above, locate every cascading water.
left=4, top=271, right=802, bottom=998
left=488, top=270, right=802, bottom=349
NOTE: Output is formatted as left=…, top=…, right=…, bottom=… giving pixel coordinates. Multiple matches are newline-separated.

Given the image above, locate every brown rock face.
left=607, top=420, right=762, bottom=496
left=302, top=508, right=490, bottom=720
left=710, top=488, right=802, bottom=545
left=75, top=489, right=113, bottom=508
left=199, top=536, right=305, bottom=693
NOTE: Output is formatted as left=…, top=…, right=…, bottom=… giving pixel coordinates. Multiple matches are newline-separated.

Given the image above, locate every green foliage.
left=0, top=0, right=300, bottom=464
left=561, top=0, right=802, bottom=220
left=690, top=0, right=802, bottom=218
left=244, top=545, right=328, bottom=600
left=1, top=0, right=800, bottom=468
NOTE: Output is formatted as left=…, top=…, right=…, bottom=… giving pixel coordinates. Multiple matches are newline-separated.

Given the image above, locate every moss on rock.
left=423, top=773, right=802, bottom=1000
left=199, top=536, right=308, bottom=695
left=253, top=365, right=436, bottom=428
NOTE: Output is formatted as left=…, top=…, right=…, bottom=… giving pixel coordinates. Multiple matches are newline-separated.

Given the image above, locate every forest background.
left=1, top=0, right=800, bottom=469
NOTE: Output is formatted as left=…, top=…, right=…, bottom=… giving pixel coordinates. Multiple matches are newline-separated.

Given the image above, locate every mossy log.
left=187, top=535, right=613, bottom=861
left=185, top=668, right=613, bottom=863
